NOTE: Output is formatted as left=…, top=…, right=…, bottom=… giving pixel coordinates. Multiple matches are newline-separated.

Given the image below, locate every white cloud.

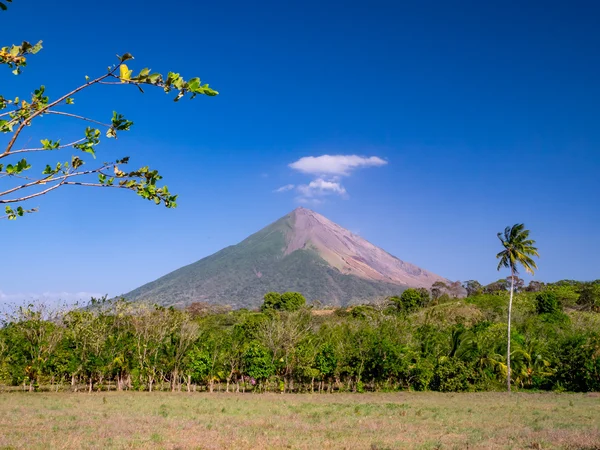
left=289, top=154, right=387, bottom=176
left=297, top=179, right=347, bottom=198
left=275, top=154, right=388, bottom=204
left=274, top=184, right=295, bottom=193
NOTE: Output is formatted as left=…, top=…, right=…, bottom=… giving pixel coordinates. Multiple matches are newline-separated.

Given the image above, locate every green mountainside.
left=122, top=209, right=443, bottom=309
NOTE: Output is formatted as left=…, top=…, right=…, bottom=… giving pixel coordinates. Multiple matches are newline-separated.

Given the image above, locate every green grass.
left=0, top=392, right=599, bottom=449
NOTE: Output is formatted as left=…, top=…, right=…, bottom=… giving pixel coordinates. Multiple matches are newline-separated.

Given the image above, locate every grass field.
left=0, top=392, right=599, bottom=449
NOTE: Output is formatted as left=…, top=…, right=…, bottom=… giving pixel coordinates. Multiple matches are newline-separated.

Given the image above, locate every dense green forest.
left=1, top=279, right=599, bottom=393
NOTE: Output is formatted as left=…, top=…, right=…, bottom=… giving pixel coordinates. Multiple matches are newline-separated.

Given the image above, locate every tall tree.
left=496, top=223, right=539, bottom=392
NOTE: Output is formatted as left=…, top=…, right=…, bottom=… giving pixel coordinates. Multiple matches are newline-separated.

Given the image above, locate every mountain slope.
left=122, top=208, right=448, bottom=308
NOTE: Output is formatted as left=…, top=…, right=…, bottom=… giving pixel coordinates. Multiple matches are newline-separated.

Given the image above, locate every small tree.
left=242, top=343, right=274, bottom=389
left=496, top=223, right=539, bottom=392
left=431, top=281, right=447, bottom=301
left=315, top=343, right=337, bottom=390
left=280, top=292, right=306, bottom=311
left=525, top=280, right=545, bottom=292
left=1, top=8, right=217, bottom=220
left=2, top=303, right=64, bottom=391
left=261, top=292, right=282, bottom=311
left=484, top=279, right=509, bottom=293
left=261, top=291, right=306, bottom=312
left=391, top=288, right=430, bottom=313
left=462, top=280, right=483, bottom=297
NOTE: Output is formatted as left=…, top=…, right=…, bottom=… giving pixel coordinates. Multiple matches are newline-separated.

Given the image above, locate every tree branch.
left=2, top=180, right=130, bottom=205
left=0, top=179, right=66, bottom=203
left=62, top=181, right=128, bottom=189
left=44, top=111, right=111, bottom=128
left=0, top=163, right=114, bottom=200
left=8, top=138, right=86, bottom=155
left=1, top=65, right=119, bottom=159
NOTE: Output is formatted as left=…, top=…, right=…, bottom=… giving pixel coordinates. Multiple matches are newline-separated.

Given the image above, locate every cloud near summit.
left=289, top=154, right=387, bottom=176
left=275, top=154, right=387, bottom=204
left=297, top=178, right=347, bottom=198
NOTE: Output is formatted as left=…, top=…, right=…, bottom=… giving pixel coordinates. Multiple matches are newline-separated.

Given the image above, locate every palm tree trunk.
left=507, top=270, right=514, bottom=392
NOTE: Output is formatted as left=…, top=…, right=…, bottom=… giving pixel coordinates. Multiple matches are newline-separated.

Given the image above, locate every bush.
left=577, top=284, right=600, bottom=312
left=552, top=333, right=600, bottom=392
left=261, top=291, right=306, bottom=312
left=430, top=358, right=475, bottom=392
left=408, top=357, right=434, bottom=391
left=391, top=288, right=430, bottom=313
left=280, top=292, right=306, bottom=311
left=536, top=292, right=560, bottom=315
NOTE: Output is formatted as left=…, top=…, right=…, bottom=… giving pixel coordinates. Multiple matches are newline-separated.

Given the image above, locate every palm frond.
left=496, top=223, right=539, bottom=275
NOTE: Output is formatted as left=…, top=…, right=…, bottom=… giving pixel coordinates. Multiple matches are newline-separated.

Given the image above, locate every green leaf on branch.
left=73, top=127, right=100, bottom=158
left=40, top=139, right=60, bottom=150
left=107, top=112, right=133, bottom=138
left=0, top=119, right=14, bottom=133
left=5, top=158, right=31, bottom=175
left=1, top=40, right=43, bottom=74
left=137, top=68, right=150, bottom=78
left=4, top=205, right=37, bottom=220
left=117, top=53, right=134, bottom=63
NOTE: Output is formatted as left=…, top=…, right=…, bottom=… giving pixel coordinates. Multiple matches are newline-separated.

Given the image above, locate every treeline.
left=0, top=279, right=599, bottom=393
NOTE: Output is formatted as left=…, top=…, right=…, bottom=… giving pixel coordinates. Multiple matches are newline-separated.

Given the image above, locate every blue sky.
left=1, top=0, right=599, bottom=304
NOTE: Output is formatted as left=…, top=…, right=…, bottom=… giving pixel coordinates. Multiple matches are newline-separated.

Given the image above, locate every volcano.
left=122, top=207, right=447, bottom=308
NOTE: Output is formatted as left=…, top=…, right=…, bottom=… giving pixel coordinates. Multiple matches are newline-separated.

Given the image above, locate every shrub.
left=391, top=288, right=430, bottom=313
left=536, top=292, right=560, bottom=315
left=577, top=284, right=600, bottom=312
left=430, top=358, right=474, bottom=392
left=261, top=291, right=306, bottom=312
left=280, top=292, right=306, bottom=311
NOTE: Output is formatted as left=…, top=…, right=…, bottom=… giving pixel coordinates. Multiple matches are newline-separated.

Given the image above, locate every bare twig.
left=62, top=181, right=127, bottom=189
left=0, top=179, right=66, bottom=203
left=44, top=111, right=111, bottom=128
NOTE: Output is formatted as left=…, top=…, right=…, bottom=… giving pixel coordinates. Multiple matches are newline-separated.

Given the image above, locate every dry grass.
left=0, top=391, right=599, bottom=449
left=311, top=309, right=336, bottom=316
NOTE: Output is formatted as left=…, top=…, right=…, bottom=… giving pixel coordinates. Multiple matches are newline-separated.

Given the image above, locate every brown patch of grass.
left=311, top=309, right=336, bottom=316
left=0, top=392, right=598, bottom=449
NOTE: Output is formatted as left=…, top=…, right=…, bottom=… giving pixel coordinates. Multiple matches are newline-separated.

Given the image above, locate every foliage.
left=484, top=279, right=509, bottom=293
left=314, top=343, right=337, bottom=379
left=242, top=343, right=274, bottom=382
left=430, top=358, right=474, bottom=392
left=577, top=283, right=600, bottom=312
left=463, top=280, right=483, bottom=297
left=261, top=291, right=307, bottom=312
left=390, top=288, right=430, bottom=313
left=535, top=292, right=560, bottom=315
left=496, top=224, right=539, bottom=276
left=1, top=281, right=599, bottom=393
left=1, top=8, right=217, bottom=220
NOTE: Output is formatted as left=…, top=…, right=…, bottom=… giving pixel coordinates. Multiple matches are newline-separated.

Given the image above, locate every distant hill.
left=121, top=207, right=448, bottom=308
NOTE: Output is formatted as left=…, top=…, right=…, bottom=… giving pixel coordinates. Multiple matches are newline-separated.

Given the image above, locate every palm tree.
left=496, top=223, right=539, bottom=392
